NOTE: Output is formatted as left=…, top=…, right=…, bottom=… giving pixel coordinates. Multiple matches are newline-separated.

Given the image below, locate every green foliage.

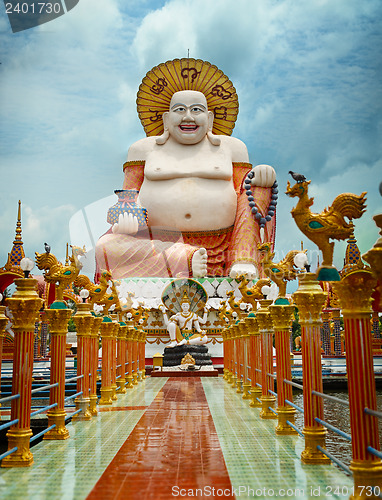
left=67, top=316, right=76, bottom=332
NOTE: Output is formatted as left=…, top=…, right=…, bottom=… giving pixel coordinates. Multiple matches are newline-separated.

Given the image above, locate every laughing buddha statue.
left=95, top=58, right=277, bottom=280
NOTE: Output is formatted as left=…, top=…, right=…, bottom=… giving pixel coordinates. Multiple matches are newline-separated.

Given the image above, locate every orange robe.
left=95, top=161, right=276, bottom=278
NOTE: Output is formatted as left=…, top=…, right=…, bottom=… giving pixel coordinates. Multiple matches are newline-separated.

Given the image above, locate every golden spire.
left=340, top=230, right=367, bottom=277
left=3, top=200, right=25, bottom=271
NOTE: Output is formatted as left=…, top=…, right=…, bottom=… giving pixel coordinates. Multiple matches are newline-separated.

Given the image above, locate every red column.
left=90, top=316, right=102, bottom=415
left=269, top=304, right=297, bottom=435
left=44, top=305, right=72, bottom=439
left=245, top=314, right=261, bottom=408
left=116, top=321, right=127, bottom=393
left=99, top=317, right=114, bottom=405
left=256, top=299, right=276, bottom=419
left=1, top=278, right=43, bottom=467
left=0, top=304, right=7, bottom=402
left=334, top=271, right=382, bottom=495
left=125, top=322, right=134, bottom=388
left=293, top=273, right=330, bottom=464
left=73, top=303, right=93, bottom=421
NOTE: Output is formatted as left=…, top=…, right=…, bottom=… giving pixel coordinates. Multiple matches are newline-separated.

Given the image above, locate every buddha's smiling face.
left=163, top=91, right=214, bottom=145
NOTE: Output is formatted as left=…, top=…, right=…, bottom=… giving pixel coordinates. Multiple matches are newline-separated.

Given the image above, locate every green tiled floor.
left=202, top=378, right=354, bottom=499
left=0, top=378, right=168, bottom=500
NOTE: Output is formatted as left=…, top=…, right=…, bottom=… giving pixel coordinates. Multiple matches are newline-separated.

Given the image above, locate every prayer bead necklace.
left=244, top=172, right=278, bottom=229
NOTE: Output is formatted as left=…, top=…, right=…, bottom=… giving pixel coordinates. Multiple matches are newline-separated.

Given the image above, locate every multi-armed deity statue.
left=95, top=58, right=277, bottom=280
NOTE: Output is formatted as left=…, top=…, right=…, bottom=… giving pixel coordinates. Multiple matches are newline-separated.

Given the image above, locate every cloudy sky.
left=0, top=0, right=381, bottom=290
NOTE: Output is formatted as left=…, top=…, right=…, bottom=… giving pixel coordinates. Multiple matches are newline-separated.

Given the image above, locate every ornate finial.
left=340, top=231, right=367, bottom=277
left=65, top=243, right=69, bottom=266
left=15, top=200, right=22, bottom=242
left=2, top=200, right=25, bottom=271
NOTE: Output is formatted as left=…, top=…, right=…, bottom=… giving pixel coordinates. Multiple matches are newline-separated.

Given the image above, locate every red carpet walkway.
left=87, top=378, right=234, bottom=499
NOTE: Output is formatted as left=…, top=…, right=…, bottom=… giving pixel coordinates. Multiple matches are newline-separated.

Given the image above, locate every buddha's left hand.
left=250, top=164, right=276, bottom=188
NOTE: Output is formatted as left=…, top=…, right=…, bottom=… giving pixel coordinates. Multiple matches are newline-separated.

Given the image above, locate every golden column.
left=269, top=304, right=297, bottom=435
left=221, top=328, right=228, bottom=380
left=132, top=328, right=139, bottom=385
left=43, top=303, right=72, bottom=439
left=98, top=316, right=114, bottom=405
left=241, top=320, right=251, bottom=399
left=333, top=270, right=382, bottom=498
left=292, top=273, right=330, bottom=464
left=224, top=327, right=232, bottom=384
left=139, top=330, right=147, bottom=380
left=245, top=313, right=262, bottom=408
left=1, top=274, right=43, bottom=467
left=231, top=323, right=238, bottom=388
left=72, top=302, right=93, bottom=420
left=236, top=322, right=244, bottom=393
left=89, top=315, right=102, bottom=415
left=110, top=316, right=119, bottom=400
left=125, top=319, right=134, bottom=389
left=0, top=296, right=8, bottom=404
left=257, top=299, right=276, bottom=419
left=116, top=320, right=127, bottom=394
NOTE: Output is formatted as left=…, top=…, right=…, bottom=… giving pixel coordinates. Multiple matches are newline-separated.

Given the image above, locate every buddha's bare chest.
left=144, top=148, right=233, bottom=180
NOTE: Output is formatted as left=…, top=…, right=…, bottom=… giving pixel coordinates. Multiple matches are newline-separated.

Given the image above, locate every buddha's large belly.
left=139, top=178, right=237, bottom=231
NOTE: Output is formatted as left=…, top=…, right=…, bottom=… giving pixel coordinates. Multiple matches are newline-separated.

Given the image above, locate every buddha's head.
left=157, top=90, right=220, bottom=146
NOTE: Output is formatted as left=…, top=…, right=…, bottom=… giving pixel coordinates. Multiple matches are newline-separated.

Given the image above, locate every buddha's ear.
left=208, top=110, right=214, bottom=131
left=162, top=111, right=169, bottom=130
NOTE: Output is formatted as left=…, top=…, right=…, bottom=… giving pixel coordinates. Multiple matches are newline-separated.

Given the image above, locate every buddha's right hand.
left=112, top=212, right=139, bottom=235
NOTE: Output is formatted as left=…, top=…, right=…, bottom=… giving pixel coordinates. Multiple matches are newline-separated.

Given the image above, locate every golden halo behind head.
left=137, top=58, right=239, bottom=137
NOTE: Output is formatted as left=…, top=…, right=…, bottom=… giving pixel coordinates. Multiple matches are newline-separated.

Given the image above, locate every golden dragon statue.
left=217, top=301, right=235, bottom=326
left=226, top=290, right=246, bottom=319
left=236, top=275, right=272, bottom=309
left=35, top=245, right=86, bottom=301
left=74, top=269, right=112, bottom=306
left=257, top=242, right=306, bottom=299
left=97, top=278, right=121, bottom=316
left=285, top=179, right=367, bottom=279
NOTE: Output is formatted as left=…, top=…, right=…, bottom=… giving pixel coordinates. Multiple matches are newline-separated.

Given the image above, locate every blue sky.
left=0, top=0, right=381, bottom=289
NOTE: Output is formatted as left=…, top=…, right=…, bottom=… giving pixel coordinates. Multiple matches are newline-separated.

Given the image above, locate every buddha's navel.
left=185, top=213, right=192, bottom=220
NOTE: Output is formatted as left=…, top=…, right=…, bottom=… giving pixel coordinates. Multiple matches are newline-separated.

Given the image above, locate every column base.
left=275, top=407, right=297, bottom=435
left=350, top=459, right=382, bottom=499
left=132, top=373, right=138, bottom=385
left=44, top=410, right=69, bottom=440
left=111, top=384, right=118, bottom=401
left=223, top=368, right=228, bottom=380
left=72, top=397, right=92, bottom=421
left=226, top=372, right=233, bottom=384
left=1, top=429, right=33, bottom=467
left=141, top=369, right=146, bottom=380
left=116, top=380, right=127, bottom=394
left=249, top=387, right=262, bottom=408
left=125, top=375, right=134, bottom=389
left=89, top=394, right=98, bottom=416
left=236, top=379, right=243, bottom=394
left=301, top=427, right=331, bottom=464
left=99, top=387, right=113, bottom=405
left=242, top=382, right=251, bottom=399
left=260, top=395, right=277, bottom=419
left=231, top=375, right=237, bottom=388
